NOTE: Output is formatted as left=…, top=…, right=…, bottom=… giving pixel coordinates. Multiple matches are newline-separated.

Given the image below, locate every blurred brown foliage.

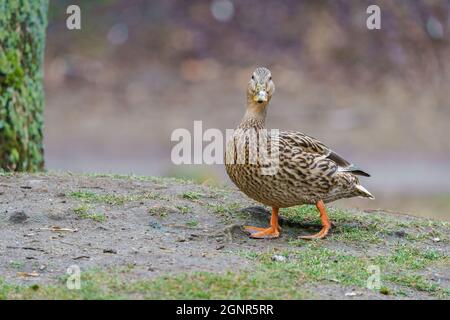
left=47, top=0, right=449, bottom=84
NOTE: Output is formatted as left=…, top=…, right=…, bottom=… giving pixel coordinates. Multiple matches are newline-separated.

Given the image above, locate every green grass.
left=2, top=242, right=447, bottom=300
left=140, top=271, right=310, bottom=299
left=282, top=205, right=449, bottom=244
left=253, top=244, right=448, bottom=298
left=385, top=274, right=443, bottom=295
left=256, top=245, right=373, bottom=288
left=281, top=205, right=380, bottom=226
left=8, top=261, right=24, bottom=270
left=181, top=191, right=204, bottom=200
left=0, top=270, right=124, bottom=300
left=283, top=206, right=387, bottom=245
left=82, top=173, right=194, bottom=185
left=380, top=245, right=445, bottom=270
left=147, top=205, right=190, bottom=217
left=207, top=202, right=242, bottom=218
left=186, top=220, right=199, bottom=227
left=73, top=205, right=106, bottom=222
left=0, top=267, right=310, bottom=300
left=176, top=205, right=191, bottom=214
left=69, top=190, right=166, bottom=206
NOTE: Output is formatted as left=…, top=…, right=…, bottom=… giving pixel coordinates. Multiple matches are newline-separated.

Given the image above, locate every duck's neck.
left=238, top=99, right=269, bottom=130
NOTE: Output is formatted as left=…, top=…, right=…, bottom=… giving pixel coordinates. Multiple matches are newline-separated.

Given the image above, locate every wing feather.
left=280, top=131, right=370, bottom=177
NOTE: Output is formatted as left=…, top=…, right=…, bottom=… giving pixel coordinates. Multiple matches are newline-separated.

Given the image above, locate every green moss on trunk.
left=0, top=0, right=48, bottom=171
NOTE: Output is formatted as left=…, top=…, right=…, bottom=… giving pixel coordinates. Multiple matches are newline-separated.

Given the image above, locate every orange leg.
left=299, top=200, right=331, bottom=240
left=244, top=207, right=280, bottom=239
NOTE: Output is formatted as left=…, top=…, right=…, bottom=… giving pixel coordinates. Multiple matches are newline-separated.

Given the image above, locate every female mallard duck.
left=225, top=67, right=373, bottom=239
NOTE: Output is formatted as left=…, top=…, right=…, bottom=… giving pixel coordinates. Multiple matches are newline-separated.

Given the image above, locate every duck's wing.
left=280, top=131, right=370, bottom=177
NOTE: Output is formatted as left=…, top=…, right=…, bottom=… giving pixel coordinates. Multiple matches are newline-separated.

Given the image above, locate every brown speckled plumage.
left=225, top=67, right=373, bottom=239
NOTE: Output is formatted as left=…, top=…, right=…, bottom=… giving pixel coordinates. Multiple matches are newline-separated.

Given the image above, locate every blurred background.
left=43, top=0, right=450, bottom=221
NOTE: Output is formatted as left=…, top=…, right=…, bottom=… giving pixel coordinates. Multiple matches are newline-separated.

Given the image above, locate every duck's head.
left=247, top=67, right=275, bottom=107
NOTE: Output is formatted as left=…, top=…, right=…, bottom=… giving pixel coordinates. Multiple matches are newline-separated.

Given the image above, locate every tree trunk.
left=0, top=0, right=48, bottom=171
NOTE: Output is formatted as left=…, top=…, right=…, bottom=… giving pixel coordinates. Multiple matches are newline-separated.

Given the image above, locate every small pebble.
left=432, top=237, right=440, bottom=242
left=148, top=221, right=163, bottom=230
left=9, top=211, right=28, bottom=223
left=271, top=254, right=287, bottom=262
left=394, top=230, right=406, bottom=238
left=188, top=234, right=199, bottom=240
left=345, top=291, right=362, bottom=297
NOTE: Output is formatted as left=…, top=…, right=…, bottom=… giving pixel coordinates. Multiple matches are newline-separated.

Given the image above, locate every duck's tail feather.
left=339, top=165, right=371, bottom=177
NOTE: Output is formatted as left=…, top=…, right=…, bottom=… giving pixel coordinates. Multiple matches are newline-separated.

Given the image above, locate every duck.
left=225, top=67, right=373, bottom=239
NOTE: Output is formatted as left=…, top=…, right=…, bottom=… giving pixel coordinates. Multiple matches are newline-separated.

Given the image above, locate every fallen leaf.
left=39, top=226, right=78, bottom=232
left=17, top=271, right=40, bottom=278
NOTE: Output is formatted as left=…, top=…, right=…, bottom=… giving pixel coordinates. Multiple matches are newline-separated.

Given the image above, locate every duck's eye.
left=251, top=75, right=255, bottom=80
left=269, top=76, right=272, bottom=81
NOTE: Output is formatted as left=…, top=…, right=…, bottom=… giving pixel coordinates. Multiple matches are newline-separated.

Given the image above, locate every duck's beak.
left=253, top=90, right=268, bottom=103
